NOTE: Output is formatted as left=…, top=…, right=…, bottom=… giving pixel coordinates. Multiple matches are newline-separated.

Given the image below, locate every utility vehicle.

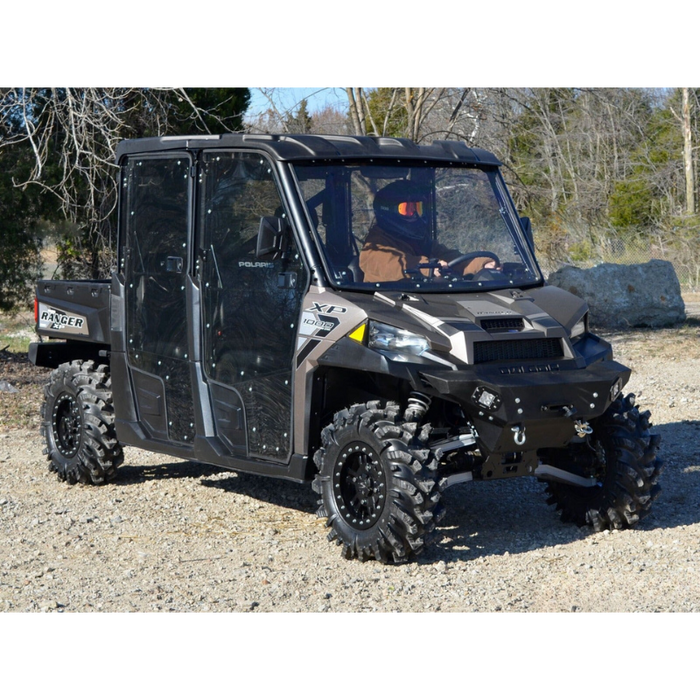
left=30, top=133, right=662, bottom=563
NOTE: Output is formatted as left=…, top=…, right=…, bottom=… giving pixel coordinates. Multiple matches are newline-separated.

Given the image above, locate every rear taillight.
left=34, top=298, right=38, bottom=324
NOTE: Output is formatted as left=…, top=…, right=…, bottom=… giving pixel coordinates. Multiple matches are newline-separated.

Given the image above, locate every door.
left=198, top=151, right=306, bottom=460
left=122, top=155, right=196, bottom=444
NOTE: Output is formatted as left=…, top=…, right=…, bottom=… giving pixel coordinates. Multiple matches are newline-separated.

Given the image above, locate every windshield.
left=293, top=162, right=541, bottom=292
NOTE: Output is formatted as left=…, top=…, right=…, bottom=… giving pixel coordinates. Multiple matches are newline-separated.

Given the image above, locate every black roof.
left=115, top=133, right=502, bottom=166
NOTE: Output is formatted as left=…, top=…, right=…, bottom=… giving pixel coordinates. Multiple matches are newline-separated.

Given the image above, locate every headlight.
left=570, top=313, right=588, bottom=340
left=368, top=321, right=430, bottom=357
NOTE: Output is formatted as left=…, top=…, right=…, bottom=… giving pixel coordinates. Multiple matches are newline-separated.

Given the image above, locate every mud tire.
left=41, top=360, right=124, bottom=485
left=312, top=401, right=444, bottom=563
left=545, top=393, right=663, bottom=531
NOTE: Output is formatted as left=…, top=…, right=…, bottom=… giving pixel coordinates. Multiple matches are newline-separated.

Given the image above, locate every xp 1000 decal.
left=295, top=300, right=351, bottom=368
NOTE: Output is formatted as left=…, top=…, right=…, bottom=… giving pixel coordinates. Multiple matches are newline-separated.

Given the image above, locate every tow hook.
left=574, top=420, right=593, bottom=438
left=511, top=424, right=526, bottom=446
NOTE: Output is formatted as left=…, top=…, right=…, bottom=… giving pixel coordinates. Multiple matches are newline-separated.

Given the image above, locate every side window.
left=198, top=151, right=305, bottom=383
left=123, top=156, right=190, bottom=367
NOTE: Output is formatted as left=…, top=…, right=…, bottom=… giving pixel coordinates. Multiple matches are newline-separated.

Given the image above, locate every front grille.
left=480, top=317, right=524, bottom=332
left=473, top=338, right=563, bottom=364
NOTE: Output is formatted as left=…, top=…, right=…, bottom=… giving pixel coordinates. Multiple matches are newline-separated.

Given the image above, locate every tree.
left=608, top=89, right=689, bottom=230
left=286, top=98, right=313, bottom=134
left=309, top=105, right=350, bottom=135
left=681, top=87, right=695, bottom=214
left=168, top=85, right=250, bottom=134
left=346, top=88, right=452, bottom=142
left=5, top=84, right=692, bottom=300
left=0, top=88, right=250, bottom=283
left=0, top=144, right=42, bottom=311
left=248, top=88, right=345, bottom=134
left=364, top=88, right=407, bottom=137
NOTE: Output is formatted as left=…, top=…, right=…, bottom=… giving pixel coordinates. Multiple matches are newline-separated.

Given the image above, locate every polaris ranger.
left=30, top=133, right=662, bottom=563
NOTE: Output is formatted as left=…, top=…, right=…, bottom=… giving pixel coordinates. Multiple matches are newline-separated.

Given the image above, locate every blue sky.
left=246, top=88, right=350, bottom=117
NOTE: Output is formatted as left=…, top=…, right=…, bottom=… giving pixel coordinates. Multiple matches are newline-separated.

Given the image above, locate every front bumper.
left=419, top=359, right=631, bottom=454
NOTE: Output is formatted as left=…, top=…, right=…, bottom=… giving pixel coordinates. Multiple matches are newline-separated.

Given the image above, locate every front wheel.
left=544, top=393, right=663, bottom=530
left=312, top=401, right=444, bottom=563
left=41, top=360, right=123, bottom=485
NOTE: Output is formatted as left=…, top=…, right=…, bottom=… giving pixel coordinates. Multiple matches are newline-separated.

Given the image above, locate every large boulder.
left=547, top=259, right=686, bottom=328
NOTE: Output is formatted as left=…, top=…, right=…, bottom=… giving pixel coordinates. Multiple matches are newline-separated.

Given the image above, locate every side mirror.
left=256, top=216, right=288, bottom=260
left=520, top=216, right=534, bottom=251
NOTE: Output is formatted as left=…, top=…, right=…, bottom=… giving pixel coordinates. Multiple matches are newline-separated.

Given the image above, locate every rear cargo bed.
left=30, top=279, right=111, bottom=368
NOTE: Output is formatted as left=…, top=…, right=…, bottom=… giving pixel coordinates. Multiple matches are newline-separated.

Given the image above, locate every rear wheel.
left=544, top=393, right=662, bottom=530
left=41, top=360, right=123, bottom=485
left=313, top=401, right=444, bottom=563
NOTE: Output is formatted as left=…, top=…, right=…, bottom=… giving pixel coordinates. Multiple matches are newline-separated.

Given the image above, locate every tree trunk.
left=346, top=88, right=367, bottom=136
left=683, top=87, right=695, bottom=214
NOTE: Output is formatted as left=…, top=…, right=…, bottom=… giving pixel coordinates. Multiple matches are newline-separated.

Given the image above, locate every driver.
left=359, top=180, right=498, bottom=283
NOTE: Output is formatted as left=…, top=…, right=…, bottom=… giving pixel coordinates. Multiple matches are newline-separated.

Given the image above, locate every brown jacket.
left=359, top=226, right=493, bottom=283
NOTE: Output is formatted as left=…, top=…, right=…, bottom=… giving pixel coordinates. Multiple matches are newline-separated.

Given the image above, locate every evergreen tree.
left=608, top=89, right=687, bottom=229
left=286, top=99, right=313, bottom=134
left=365, top=88, right=407, bottom=137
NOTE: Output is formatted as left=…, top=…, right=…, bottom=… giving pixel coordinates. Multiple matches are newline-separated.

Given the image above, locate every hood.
left=363, top=285, right=588, bottom=367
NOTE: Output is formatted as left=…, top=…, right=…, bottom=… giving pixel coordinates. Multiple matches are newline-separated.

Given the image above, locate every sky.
left=245, top=88, right=350, bottom=118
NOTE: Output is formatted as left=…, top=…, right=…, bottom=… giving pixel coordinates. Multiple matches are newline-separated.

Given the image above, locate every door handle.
left=166, top=256, right=183, bottom=273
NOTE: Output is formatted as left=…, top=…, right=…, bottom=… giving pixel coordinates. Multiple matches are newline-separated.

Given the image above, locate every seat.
left=346, top=257, right=364, bottom=282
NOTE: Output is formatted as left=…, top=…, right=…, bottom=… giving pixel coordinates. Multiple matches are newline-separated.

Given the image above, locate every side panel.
left=293, top=288, right=369, bottom=455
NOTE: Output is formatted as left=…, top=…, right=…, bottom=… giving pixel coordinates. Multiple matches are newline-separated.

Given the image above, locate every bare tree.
left=346, top=88, right=371, bottom=135
left=311, top=105, right=351, bottom=135
left=682, top=87, right=695, bottom=214
left=0, top=88, right=232, bottom=278
left=346, top=88, right=455, bottom=142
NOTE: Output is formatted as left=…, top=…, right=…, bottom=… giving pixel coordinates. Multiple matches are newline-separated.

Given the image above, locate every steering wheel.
left=445, top=250, right=501, bottom=274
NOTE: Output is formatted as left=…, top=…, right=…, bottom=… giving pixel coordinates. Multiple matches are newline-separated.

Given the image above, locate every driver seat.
left=346, top=257, right=364, bottom=282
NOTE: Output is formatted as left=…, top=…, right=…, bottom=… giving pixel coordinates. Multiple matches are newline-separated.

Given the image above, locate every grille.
left=473, top=338, right=563, bottom=364
left=480, top=317, right=525, bottom=332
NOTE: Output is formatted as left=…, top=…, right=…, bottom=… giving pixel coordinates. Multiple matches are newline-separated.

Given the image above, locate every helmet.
left=373, top=180, right=429, bottom=241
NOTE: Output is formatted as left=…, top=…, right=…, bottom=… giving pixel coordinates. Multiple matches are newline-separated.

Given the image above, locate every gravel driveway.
left=1, top=321, right=699, bottom=613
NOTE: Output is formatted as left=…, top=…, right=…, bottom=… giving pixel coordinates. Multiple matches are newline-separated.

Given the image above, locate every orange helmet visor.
left=397, top=200, right=424, bottom=217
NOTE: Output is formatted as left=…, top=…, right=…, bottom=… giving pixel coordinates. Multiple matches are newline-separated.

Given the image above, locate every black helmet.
left=373, top=180, right=429, bottom=241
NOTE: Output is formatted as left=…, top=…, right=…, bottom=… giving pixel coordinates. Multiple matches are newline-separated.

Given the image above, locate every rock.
left=548, top=259, right=686, bottom=328
left=0, top=381, right=18, bottom=393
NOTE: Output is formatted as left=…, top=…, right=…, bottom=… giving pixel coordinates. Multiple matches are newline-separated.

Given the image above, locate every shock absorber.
left=404, top=392, right=432, bottom=423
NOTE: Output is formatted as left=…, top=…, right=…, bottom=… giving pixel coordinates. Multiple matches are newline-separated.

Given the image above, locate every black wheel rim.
left=333, top=441, right=387, bottom=530
left=52, top=392, right=82, bottom=458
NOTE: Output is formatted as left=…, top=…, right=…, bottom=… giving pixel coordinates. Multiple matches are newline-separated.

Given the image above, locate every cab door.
left=197, top=151, right=306, bottom=461
left=122, top=154, right=196, bottom=445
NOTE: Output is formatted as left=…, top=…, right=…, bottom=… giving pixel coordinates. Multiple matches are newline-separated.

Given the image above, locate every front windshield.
left=293, top=162, right=541, bottom=292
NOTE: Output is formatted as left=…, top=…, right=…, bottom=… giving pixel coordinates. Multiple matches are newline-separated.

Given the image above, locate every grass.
left=0, top=310, right=37, bottom=354
left=606, top=321, right=700, bottom=361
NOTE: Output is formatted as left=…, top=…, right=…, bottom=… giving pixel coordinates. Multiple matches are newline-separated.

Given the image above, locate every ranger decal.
left=38, top=304, right=89, bottom=335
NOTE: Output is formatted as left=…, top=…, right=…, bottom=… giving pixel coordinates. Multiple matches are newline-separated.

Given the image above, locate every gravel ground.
left=1, top=316, right=700, bottom=615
